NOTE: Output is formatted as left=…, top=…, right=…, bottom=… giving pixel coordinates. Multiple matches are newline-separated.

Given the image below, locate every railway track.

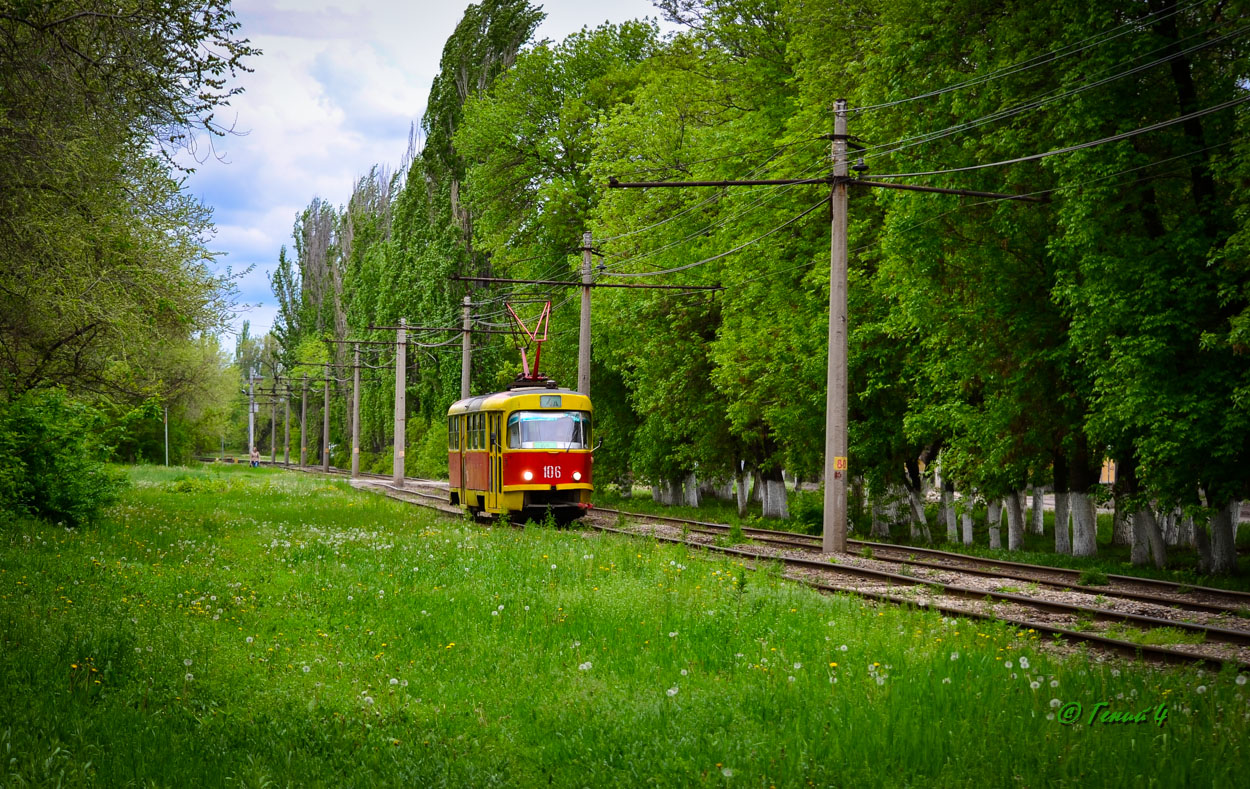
left=258, top=463, right=1250, bottom=671
left=594, top=507, right=1250, bottom=617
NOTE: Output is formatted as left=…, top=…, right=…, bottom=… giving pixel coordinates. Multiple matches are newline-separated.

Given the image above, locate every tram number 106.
left=542, top=465, right=561, bottom=479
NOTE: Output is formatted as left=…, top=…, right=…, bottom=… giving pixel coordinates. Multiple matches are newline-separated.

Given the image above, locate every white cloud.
left=185, top=0, right=677, bottom=337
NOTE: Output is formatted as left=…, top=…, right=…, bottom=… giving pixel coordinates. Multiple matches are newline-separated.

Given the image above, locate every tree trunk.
left=1005, top=490, right=1025, bottom=551
left=1053, top=452, right=1071, bottom=555
left=751, top=470, right=764, bottom=503
left=1070, top=492, right=1098, bottom=557
left=1179, top=512, right=1196, bottom=548
left=871, top=495, right=890, bottom=538
left=906, top=486, right=932, bottom=543
left=1161, top=508, right=1178, bottom=546
left=1130, top=507, right=1167, bottom=569
left=942, top=485, right=957, bottom=543
left=1030, top=487, right=1045, bottom=535
left=616, top=471, right=633, bottom=499
left=735, top=471, right=750, bottom=517
left=761, top=479, right=789, bottom=519
left=1112, top=502, right=1132, bottom=547
left=1208, top=499, right=1239, bottom=575
left=960, top=507, right=974, bottom=545
left=683, top=473, right=701, bottom=508
left=987, top=499, right=1002, bottom=549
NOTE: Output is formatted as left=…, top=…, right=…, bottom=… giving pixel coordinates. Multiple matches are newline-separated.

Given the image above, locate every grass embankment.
left=1, top=466, right=1247, bottom=787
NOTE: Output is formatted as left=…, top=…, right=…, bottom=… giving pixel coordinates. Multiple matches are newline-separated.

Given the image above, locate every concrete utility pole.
left=322, top=362, right=331, bottom=473
left=300, top=374, right=308, bottom=467
left=822, top=99, right=850, bottom=554
left=270, top=394, right=277, bottom=464
left=164, top=405, right=169, bottom=466
left=351, top=342, right=361, bottom=478
left=247, top=370, right=256, bottom=457
left=393, top=318, right=406, bottom=488
left=461, top=296, right=472, bottom=399
left=579, top=230, right=593, bottom=395
left=283, top=390, right=291, bottom=466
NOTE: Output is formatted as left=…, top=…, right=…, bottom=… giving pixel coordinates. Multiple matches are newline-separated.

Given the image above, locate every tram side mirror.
left=592, top=438, right=603, bottom=452
left=490, top=430, right=498, bottom=448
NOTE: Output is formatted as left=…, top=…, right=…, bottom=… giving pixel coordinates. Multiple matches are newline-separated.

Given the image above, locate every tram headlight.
left=522, top=470, right=533, bottom=481
left=572, top=471, right=582, bottom=481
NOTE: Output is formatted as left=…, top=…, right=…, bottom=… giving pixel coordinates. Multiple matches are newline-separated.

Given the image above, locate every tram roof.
left=447, top=386, right=590, bottom=415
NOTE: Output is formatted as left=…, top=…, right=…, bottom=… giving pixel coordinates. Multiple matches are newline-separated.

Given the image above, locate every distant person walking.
left=250, top=447, right=260, bottom=468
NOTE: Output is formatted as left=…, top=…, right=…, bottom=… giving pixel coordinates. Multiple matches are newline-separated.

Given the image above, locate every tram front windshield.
left=507, top=411, right=590, bottom=449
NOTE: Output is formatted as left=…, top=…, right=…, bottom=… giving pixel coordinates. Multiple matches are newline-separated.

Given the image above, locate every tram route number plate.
left=542, top=465, right=562, bottom=479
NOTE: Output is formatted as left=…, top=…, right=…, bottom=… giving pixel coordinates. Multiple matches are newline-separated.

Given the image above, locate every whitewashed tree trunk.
left=1070, top=492, right=1098, bottom=557
left=1005, top=490, right=1025, bottom=551
left=1179, top=513, right=1196, bottom=548
left=617, top=471, right=633, bottom=499
left=1161, top=509, right=1178, bottom=546
left=751, top=470, right=764, bottom=504
left=684, top=473, right=701, bottom=508
left=1111, top=496, right=1132, bottom=546
left=987, top=500, right=1002, bottom=549
left=1054, top=491, right=1071, bottom=555
left=1130, top=507, right=1167, bottom=569
left=1030, top=487, right=1045, bottom=535
left=1208, top=500, right=1239, bottom=575
left=960, top=508, right=974, bottom=545
left=942, top=487, right=957, bottom=543
left=735, top=471, right=750, bottom=517
left=761, top=479, right=789, bottom=519
left=906, top=486, right=932, bottom=543
left=871, top=497, right=890, bottom=538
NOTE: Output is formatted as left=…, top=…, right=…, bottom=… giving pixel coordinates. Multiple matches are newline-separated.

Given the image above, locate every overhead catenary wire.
left=601, top=197, right=829, bottom=278
left=857, top=22, right=1250, bottom=164
left=863, top=94, right=1250, bottom=181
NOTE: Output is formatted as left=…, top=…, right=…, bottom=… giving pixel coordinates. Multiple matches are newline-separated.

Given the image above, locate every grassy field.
left=1, top=466, right=1248, bottom=787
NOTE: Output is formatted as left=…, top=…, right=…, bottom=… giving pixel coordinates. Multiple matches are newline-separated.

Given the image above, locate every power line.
left=602, top=197, right=829, bottom=278
left=864, top=95, right=1250, bottom=180
left=859, top=22, right=1249, bottom=164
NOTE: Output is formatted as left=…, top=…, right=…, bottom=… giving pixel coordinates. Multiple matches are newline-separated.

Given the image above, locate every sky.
left=181, top=0, right=677, bottom=341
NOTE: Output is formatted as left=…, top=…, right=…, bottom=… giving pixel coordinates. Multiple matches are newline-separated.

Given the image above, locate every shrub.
left=0, top=389, right=128, bottom=526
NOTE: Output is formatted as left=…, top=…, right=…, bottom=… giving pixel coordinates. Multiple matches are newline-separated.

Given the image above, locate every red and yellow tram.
left=447, top=385, right=593, bottom=521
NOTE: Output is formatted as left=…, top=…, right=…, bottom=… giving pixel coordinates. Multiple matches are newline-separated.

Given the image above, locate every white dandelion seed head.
left=794, top=662, right=802, bottom=670
left=669, top=632, right=678, bottom=638
left=302, top=665, right=311, bottom=673
left=680, top=669, right=688, bottom=676
left=491, top=610, right=499, bottom=616
left=1031, top=681, right=1041, bottom=690
left=788, top=676, right=796, bottom=682
left=1046, top=713, right=1055, bottom=721
left=579, top=662, right=592, bottom=671
left=950, top=652, right=959, bottom=661
left=390, top=678, right=399, bottom=685
left=1236, top=675, right=1247, bottom=686
left=876, top=676, right=885, bottom=686
left=1050, top=698, right=1062, bottom=708
left=667, top=687, right=679, bottom=697
left=185, top=673, right=193, bottom=681
left=722, top=768, right=733, bottom=778
left=184, top=659, right=193, bottom=667
left=364, top=696, right=374, bottom=705
left=1197, top=685, right=1207, bottom=694
left=1050, top=680, right=1059, bottom=688
left=551, top=564, right=557, bottom=570
left=840, top=645, right=848, bottom=652
left=246, top=636, right=254, bottom=644
left=942, top=677, right=951, bottom=684
left=1019, top=657, right=1030, bottom=669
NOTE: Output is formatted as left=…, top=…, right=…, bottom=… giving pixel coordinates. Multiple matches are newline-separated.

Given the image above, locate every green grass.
left=1, top=465, right=1248, bottom=787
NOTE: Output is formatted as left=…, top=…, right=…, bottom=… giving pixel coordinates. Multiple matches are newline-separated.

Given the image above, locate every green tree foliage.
left=0, top=389, right=129, bottom=526
left=273, top=0, right=1250, bottom=568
